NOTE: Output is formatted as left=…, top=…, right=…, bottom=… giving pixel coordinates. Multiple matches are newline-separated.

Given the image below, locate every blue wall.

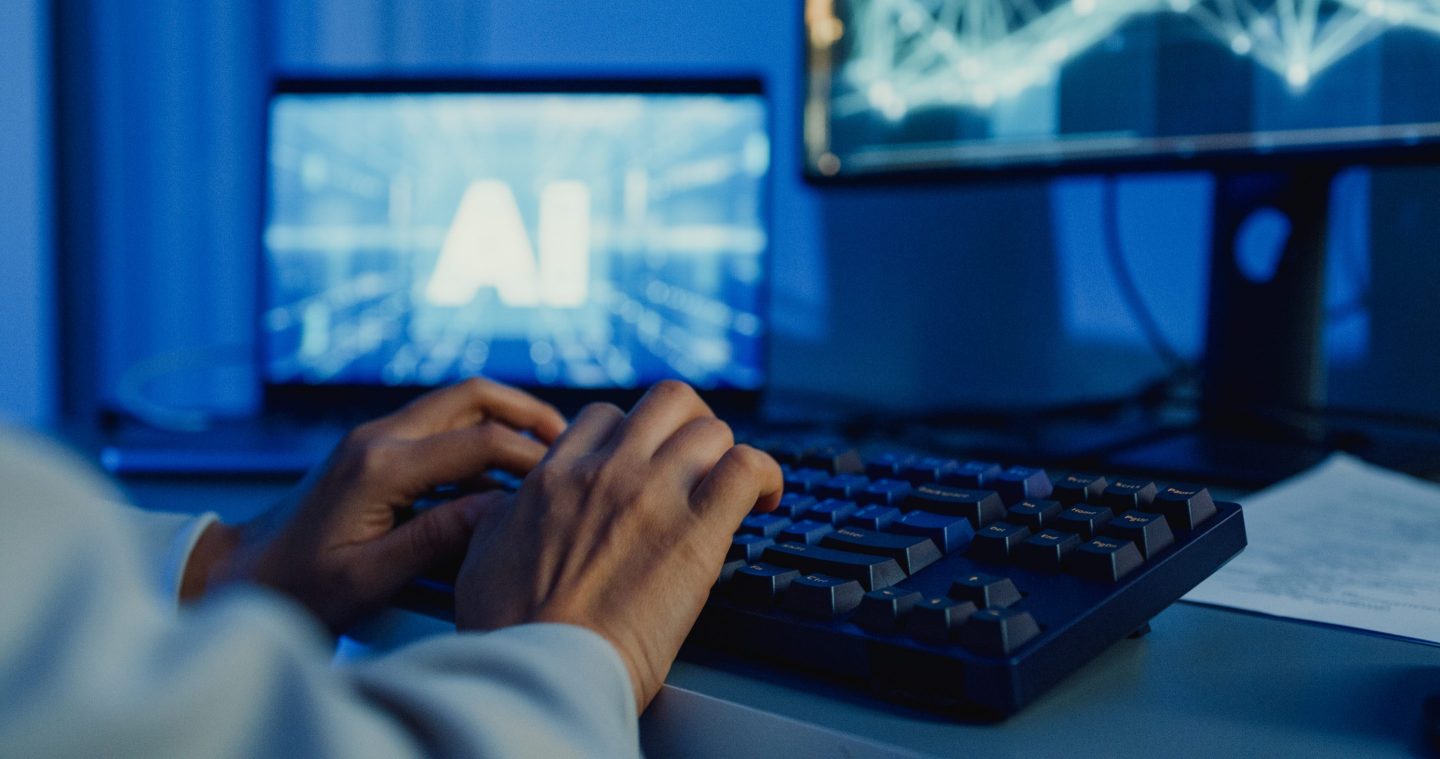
left=39, top=0, right=1440, bottom=421
left=0, top=0, right=53, bottom=425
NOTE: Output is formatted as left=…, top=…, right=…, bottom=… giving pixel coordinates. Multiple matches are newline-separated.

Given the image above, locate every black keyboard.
left=400, top=439, right=1246, bottom=719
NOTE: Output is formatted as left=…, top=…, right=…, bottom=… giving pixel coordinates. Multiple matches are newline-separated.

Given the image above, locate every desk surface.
left=122, top=476, right=1440, bottom=758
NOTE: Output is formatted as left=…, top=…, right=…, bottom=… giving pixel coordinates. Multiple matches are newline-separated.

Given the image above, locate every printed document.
left=1183, top=452, right=1440, bottom=645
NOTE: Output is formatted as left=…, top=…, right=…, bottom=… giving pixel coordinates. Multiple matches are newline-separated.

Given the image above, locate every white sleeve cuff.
left=117, top=506, right=220, bottom=604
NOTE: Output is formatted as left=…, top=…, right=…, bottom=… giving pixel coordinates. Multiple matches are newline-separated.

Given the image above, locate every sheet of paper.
left=1183, top=452, right=1440, bottom=645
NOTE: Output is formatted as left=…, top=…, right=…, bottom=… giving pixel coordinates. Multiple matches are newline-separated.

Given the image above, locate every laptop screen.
left=261, top=79, right=769, bottom=398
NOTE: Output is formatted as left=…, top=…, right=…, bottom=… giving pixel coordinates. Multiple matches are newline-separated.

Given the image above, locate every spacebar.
left=761, top=542, right=906, bottom=591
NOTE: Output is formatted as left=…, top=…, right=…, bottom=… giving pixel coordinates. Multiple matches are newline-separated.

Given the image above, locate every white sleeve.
left=116, top=505, right=219, bottom=602
left=0, top=427, right=640, bottom=758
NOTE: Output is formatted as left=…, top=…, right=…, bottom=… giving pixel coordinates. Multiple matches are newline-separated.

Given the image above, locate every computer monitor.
left=803, top=0, right=1440, bottom=440
left=260, top=78, right=770, bottom=413
left=804, top=0, right=1440, bottom=177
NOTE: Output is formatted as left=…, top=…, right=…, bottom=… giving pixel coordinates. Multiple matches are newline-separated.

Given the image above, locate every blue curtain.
left=0, top=0, right=53, bottom=424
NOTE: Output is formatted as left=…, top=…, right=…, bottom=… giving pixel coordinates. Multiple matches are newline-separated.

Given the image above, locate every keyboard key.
left=783, top=467, right=831, bottom=495
left=1052, top=473, right=1108, bottom=505
left=891, top=510, right=976, bottom=554
left=905, top=483, right=1005, bottom=528
left=762, top=542, right=907, bottom=591
left=864, top=452, right=917, bottom=480
left=778, top=519, right=836, bottom=545
left=1102, top=511, right=1175, bottom=558
left=1053, top=504, right=1115, bottom=539
left=728, top=534, right=775, bottom=563
left=899, top=456, right=962, bottom=485
left=1152, top=484, right=1218, bottom=530
left=762, top=442, right=808, bottom=467
left=940, top=460, right=1002, bottom=488
left=729, top=562, right=800, bottom=606
left=960, top=608, right=1041, bottom=657
left=1013, top=529, right=1082, bottom=572
left=854, top=587, right=923, bottom=633
left=908, top=597, right=977, bottom=644
left=805, top=498, right=859, bottom=526
left=717, top=559, right=746, bottom=588
left=801, top=445, right=865, bottom=474
left=993, top=466, right=1053, bottom=504
left=849, top=504, right=902, bottom=531
left=949, top=572, right=1023, bottom=609
left=822, top=527, right=942, bottom=574
left=776, top=493, right=818, bottom=518
left=1101, top=479, right=1159, bottom=513
left=815, top=474, right=871, bottom=501
left=739, top=512, right=792, bottom=538
left=857, top=479, right=913, bottom=507
left=1006, top=499, right=1063, bottom=531
left=1068, top=537, right=1145, bottom=582
left=783, top=573, right=865, bottom=618
left=968, top=522, right=1033, bottom=563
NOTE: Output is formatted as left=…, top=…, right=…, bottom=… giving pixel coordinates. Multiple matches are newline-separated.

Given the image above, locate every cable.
left=112, top=344, right=251, bottom=432
left=1099, top=175, right=1196, bottom=377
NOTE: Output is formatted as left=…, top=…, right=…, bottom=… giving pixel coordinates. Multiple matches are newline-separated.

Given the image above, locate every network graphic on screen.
left=808, top=0, right=1440, bottom=173
left=263, top=87, right=769, bottom=391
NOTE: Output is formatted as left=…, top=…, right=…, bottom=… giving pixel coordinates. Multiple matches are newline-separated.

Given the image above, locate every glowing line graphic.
left=835, top=0, right=1440, bottom=118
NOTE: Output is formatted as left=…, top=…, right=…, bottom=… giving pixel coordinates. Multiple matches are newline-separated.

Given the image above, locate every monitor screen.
left=804, top=0, right=1440, bottom=176
left=262, top=81, right=769, bottom=392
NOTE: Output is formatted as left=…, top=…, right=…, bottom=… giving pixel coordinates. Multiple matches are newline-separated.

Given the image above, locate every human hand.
left=453, top=381, right=783, bottom=712
left=182, top=378, right=566, bottom=632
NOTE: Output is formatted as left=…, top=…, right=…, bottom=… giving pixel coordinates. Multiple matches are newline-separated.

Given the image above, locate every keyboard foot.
left=1127, top=622, right=1153, bottom=639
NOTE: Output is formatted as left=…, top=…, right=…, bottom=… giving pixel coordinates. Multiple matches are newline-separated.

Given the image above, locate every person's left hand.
left=181, top=378, right=567, bottom=631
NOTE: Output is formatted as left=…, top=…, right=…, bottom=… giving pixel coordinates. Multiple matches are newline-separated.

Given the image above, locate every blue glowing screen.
left=806, top=0, right=1440, bottom=175
left=263, top=88, right=769, bottom=390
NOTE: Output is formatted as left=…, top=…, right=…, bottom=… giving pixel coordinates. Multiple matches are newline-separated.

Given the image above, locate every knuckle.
left=728, top=444, right=772, bottom=476
left=579, top=401, right=624, bottom=422
left=533, top=455, right=597, bottom=496
left=472, top=419, right=503, bottom=442
left=462, top=376, right=493, bottom=396
left=650, top=379, right=697, bottom=405
left=350, top=438, right=401, bottom=474
left=693, top=416, right=734, bottom=448
left=594, top=457, right=642, bottom=499
left=343, top=421, right=381, bottom=446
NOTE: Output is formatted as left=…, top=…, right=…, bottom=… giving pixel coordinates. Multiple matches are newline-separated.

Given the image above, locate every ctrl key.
left=728, top=562, right=800, bottom=606
left=782, top=573, right=865, bottom=619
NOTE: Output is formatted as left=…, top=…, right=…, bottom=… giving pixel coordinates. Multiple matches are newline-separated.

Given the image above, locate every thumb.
left=375, top=491, right=510, bottom=581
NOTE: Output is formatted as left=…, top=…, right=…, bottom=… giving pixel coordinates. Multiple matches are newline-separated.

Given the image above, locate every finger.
left=370, top=491, right=511, bottom=586
left=650, top=416, right=735, bottom=496
left=690, top=445, right=784, bottom=532
left=609, top=380, right=713, bottom=459
left=398, top=422, right=549, bottom=493
left=545, top=402, right=625, bottom=461
left=379, top=378, right=568, bottom=442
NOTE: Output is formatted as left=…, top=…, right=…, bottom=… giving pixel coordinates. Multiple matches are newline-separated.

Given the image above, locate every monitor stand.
left=1109, top=167, right=1341, bottom=485
left=1200, top=167, right=1333, bottom=438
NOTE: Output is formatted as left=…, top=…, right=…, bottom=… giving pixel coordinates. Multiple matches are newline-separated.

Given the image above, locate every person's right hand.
left=454, top=380, right=783, bottom=711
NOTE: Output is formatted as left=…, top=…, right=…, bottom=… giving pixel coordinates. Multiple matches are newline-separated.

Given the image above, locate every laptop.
left=100, top=75, right=773, bottom=475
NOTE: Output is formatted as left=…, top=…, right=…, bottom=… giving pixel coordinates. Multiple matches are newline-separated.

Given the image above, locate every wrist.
left=179, top=521, right=244, bottom=602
